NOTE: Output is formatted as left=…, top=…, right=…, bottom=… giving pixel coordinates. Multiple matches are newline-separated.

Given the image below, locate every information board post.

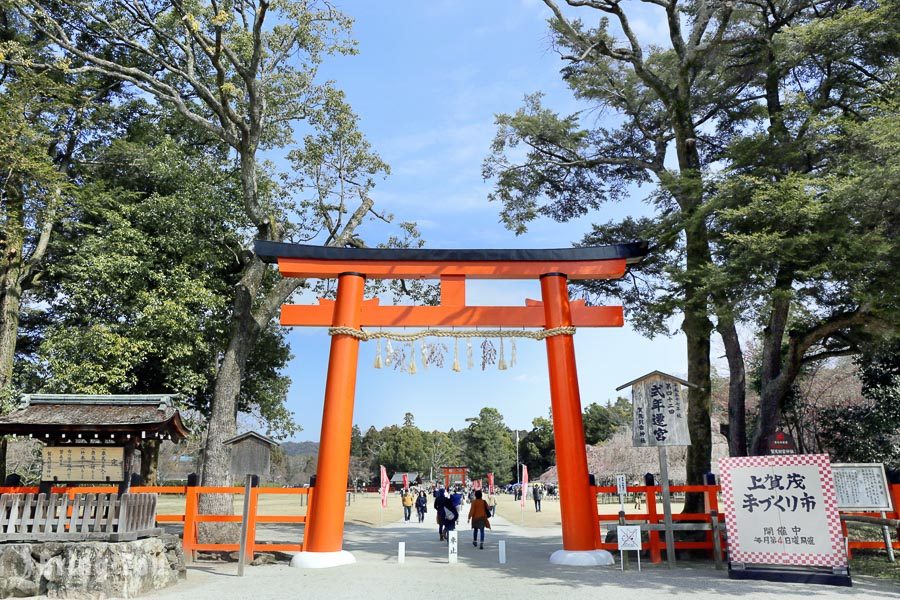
left=617, top=525, right=642, bottom=572
left=881, top=511, right=895, bottom=563
left=658, top=446, right=676, bottom=568
left=832, top=463, right=895, bottom=563
left=617, top=371, right=693, bottom=568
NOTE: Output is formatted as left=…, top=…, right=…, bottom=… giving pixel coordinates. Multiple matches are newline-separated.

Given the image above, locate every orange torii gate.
left=442, top=466, right=469, bottom=489
left=256, top=241, right=647, bottom=567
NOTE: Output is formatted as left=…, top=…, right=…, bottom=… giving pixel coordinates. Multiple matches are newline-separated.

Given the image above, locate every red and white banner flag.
left=520, top=465, right=529, bottom=508
left=402, top=473, right=409, bottom=490
left=473, top=479, right=482, bottom=491
left=380, top=465, right=389, bottom=508
left=487, top=472, right=494, bottom=495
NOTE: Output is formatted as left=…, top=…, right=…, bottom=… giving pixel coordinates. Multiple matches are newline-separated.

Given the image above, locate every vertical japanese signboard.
left=631, top=373, right=691, bottom=447
left=719, top=454, right=848, bottom=569
left=832, top=463, right=892, bottom=511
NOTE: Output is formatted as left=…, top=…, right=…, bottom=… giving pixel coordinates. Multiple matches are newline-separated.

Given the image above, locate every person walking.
left=532, top=483, right=543, bottom=512
left=467, top=490, right=491, bottom=549
left=435, top=489, right=458, bottom=541
left=450, top=486, right=464, bottom=512
left=402, top=490, right=414, bottom=522
left=487, top=493, right=497, bottom=517
left=415, top=490, right=428, bottom=523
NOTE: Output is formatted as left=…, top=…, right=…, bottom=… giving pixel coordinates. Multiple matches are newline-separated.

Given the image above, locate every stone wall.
left=0, top=534, right=186, bottom=599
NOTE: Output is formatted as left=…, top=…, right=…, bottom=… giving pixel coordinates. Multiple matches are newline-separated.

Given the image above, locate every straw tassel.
left=466, top=339, right=474, bottom=369
left=498, top=337, right=508, bottom=370
left=374, top=339, right=383, bottom=369
left=385, top=340, right=393, bottom=366
left=421, top=342, right=429, bottom=370
left=408, top=342, right=417, bottom=374
left=510, top=338, right=517, bottom=367
left=452, top=338, right=461, bottom=372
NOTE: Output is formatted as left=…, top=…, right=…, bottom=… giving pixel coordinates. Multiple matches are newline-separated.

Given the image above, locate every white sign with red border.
left=719, top=454, right=847, bottom=568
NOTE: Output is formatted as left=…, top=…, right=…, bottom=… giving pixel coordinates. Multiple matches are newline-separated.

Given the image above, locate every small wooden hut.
left=223, top=431, right=278, bottom=484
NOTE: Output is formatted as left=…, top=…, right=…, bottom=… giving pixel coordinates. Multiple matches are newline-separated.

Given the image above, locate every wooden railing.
left=841, top=483, right=900, bottom=557
left=180, top=486, right=313, bottom=559
left=593, top=484, right=723, bottom=563
left=0, top=492, right=157, bottom=541
left=0, top=485, right=313, bottom=562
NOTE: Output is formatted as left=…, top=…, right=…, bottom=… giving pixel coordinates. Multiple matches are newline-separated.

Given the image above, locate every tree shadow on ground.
left=340, top=520, right=897, bottom=598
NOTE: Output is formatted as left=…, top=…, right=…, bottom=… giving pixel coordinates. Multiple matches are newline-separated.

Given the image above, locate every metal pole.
left=882, top=511, right=896, bottom=563
left=619, top=510, right=629, bottom=570
left=658, top=445, right=676, bottom=568
left=711, top=510, right=723, bottom=570
left=237, top=474, right=253, bottom=576
left=516, top=430, right=520, bottom=485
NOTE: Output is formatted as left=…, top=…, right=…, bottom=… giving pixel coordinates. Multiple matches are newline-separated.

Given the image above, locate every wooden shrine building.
left=0, top=394, right=189, bottom=491
left=223, top=431, right=278, bottom=485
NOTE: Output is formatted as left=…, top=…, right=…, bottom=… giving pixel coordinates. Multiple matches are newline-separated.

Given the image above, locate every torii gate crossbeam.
left=256, top=241, right=647, bottom=568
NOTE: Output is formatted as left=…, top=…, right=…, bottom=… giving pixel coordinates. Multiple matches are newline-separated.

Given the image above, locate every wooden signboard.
left=41, top=446, right=125, bottom=482
left=832, top=463, right=892, bottom=511
left=631, top=374, right=691, bottom=447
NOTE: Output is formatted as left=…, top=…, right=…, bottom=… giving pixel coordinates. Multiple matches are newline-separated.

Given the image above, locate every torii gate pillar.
left=541, top=274, right=606, bottom=564
left=291, top=272, right=364, bottom=568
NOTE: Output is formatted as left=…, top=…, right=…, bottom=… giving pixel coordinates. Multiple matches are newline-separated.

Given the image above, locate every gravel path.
left=147, top=514, right=899, bottom=599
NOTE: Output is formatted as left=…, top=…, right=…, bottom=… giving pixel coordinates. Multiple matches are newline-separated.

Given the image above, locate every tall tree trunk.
left=0, top=227, right=25, bottom=393
left=716, top=311, right=747, bottom=456
left=198, top=259, right=263, bottom=541
left=0, top=205, right=27, bottom=485
left=750, top=282, right=792, bottom=454
left=671, top=94, right=714, bottom=512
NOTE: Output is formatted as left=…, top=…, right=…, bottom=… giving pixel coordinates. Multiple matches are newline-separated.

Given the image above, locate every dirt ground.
left=157, top=490, right=685, bottom=529
left=146, top=506, right=899, bottom=600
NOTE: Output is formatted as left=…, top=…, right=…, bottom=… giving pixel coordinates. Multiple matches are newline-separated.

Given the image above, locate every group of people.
left=433, top=487, right=492, bottom=549
left=400, top=490, right=431, bottom=523
left=398, top=484, right=498, bottom=549
left=512, top=482, right=548, bottom=512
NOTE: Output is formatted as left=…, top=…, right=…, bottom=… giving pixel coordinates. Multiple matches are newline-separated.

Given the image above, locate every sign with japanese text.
left=763, top=431, right=798, bottom=456
left=631, top=374, right=691, bottom=447
left=41, top=446, right=124, bottom=482
left=616, top=474, right=627, bottom=497
left=832, top=463, right=892, bottom=511
left=719, top=454, right=847, bottom=568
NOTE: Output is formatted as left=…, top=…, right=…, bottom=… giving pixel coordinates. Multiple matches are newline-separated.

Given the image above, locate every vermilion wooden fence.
left=2, top=483, right=896, bottom=563
left=592, top=483, right=900, bottom=562
left=593, top=484, right=723, bottom=563
left=840, top=483, right=900, bottom=558
left=0, top=484, right=312, bottom=562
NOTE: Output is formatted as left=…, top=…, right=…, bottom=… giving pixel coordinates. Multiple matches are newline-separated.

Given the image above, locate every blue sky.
left=275, top=1, right=692, bottom=441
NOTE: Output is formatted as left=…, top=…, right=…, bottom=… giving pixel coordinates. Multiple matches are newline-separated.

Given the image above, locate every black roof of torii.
left=255, top=241, right=648, bottom=266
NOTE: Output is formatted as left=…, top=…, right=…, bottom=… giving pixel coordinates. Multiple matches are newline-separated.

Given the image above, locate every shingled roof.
left=0, top=394, right=189, bottom=441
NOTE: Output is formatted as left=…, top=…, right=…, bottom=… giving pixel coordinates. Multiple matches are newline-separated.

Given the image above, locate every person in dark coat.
left=415, top=490, right=428, bottom=523
left=533, top=484, right=543, bottom=512
left=434, top=489, right=458, bottom=541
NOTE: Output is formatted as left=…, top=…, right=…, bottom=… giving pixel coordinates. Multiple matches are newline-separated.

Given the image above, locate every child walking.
left=467, top=490, right=491, bottom=549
